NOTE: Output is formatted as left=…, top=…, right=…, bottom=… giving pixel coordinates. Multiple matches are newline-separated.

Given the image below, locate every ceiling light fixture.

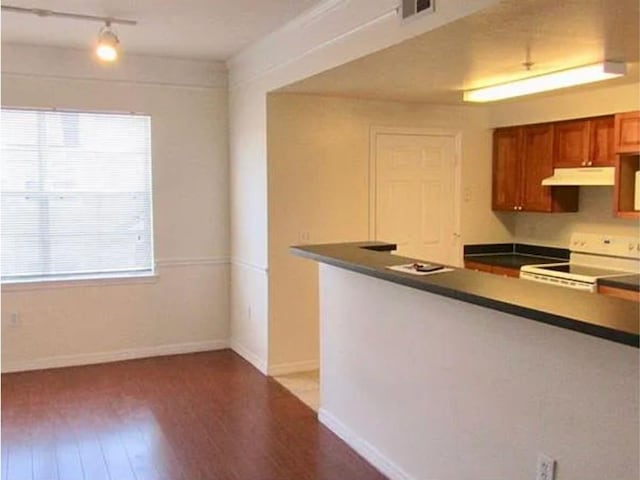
left=96, top=22, right=119, bottom=62
left=463, top=61, right=627, bottom=103
left=1, top=5, right=136, bottom=63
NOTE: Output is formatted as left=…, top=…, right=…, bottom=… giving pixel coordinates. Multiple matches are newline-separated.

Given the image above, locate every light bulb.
left=96, top=43, right=118, bottom=61
left=96, top=24, right=119, bottom=62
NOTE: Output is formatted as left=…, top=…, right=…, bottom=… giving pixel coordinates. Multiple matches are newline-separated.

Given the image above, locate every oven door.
left=519, top=271, right=596, bottom=292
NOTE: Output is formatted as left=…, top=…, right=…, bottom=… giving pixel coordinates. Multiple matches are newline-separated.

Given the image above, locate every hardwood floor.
left=1, top=350, right=386, bottom=480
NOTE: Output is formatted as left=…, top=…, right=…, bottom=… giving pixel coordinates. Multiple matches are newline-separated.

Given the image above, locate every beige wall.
left=489, top=82, right=640, bottom=246
left=511, top=189, right=639, bottom=247
left=267, top=93, right=512, bottom=370
left=1, top=45, right=230, bottom=371
left=228, top=0, right=499, bottom=373
left=320, top=264, right=638, bottom=480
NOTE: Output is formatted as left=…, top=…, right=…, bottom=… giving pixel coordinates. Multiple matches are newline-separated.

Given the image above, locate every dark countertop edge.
left=358, top=242, right=398, bottom=252
left=598, top=276, right=640, bottom=292
left=291, top=243, right=639, bottom=348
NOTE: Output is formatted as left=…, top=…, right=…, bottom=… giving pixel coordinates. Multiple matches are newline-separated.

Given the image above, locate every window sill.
left=2, top=273, right=159, bottom=292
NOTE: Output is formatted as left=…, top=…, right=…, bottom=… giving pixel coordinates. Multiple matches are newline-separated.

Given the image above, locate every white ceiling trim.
left=227, top=0, right=501, bottom=91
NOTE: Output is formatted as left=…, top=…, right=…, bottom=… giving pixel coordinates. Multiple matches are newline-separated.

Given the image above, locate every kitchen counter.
left=464, top=253, right=564, bottom=269
left=464, top=242, right=569, bottom=269
left=291, top=241, right=639, bottom=347
left=599, top=274, right=640, bottom=292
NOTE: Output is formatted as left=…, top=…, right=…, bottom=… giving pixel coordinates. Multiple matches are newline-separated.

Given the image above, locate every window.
left=1, top=108, right=154, bottom=283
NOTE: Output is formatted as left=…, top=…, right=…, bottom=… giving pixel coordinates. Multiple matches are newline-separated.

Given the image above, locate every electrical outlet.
left=536, top=453, right=555, bottom=480
left=298, top=231, right=311, bottom=243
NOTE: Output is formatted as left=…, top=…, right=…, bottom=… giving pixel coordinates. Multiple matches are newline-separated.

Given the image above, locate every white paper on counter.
left=386, top=264, right=454, bottom=276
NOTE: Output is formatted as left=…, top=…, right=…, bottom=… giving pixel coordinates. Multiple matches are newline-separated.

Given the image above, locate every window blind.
left=1, top=108, right=154, bottom=283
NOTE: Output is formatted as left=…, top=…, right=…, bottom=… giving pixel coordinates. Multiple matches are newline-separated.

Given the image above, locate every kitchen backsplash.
left=513, top=187, right=639, bottom=247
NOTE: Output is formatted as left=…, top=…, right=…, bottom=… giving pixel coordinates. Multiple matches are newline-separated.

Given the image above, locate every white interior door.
left=373, top=132, right=460, bottom=266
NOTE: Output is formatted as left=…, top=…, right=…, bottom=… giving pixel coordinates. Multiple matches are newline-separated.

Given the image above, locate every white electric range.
left=520, top=233, right=640, bottom=292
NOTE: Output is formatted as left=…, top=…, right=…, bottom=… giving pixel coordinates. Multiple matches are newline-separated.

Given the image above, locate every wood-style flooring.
left=1, top=350, right=386, bottom=480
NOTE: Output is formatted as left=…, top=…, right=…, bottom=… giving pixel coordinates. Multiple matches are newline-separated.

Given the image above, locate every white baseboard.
left=268, top=359, right=319, bottom=376
left=2, top=339, right=229, bottom=373
left=318, top=408, right=414, bottom=480
left=229, top=339, right=268, bottom=374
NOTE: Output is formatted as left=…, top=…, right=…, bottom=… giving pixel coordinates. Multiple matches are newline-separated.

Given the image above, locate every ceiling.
left=279, top=0, right=640, bottom=104
left=0, top=0, right=323, bottom=61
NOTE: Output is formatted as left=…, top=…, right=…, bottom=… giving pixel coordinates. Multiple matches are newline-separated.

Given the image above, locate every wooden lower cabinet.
left=491, top=265, right=521, bottom=278
left=597, top=285, right=640, bottom=302
left=464, top=260, right=493, bottom=273
left=465, top=261, right=519, bottom=278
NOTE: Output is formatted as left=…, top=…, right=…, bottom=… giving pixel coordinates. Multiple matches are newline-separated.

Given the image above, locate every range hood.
left=541, top=167, right=615, bottom=186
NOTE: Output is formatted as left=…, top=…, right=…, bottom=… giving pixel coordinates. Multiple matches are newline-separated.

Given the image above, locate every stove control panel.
left=570, top=233, right=640, bottom=260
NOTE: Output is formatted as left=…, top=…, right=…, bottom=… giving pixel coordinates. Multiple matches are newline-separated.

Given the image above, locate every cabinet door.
left=491, top=265, right=520, bottom=278
left=521, top=124, right=554, bottom=212
left=590, top=116, right=615, bottom=166
left=492, top=128, right=521, bottom=211
left=615, top=111, right=640, bottom=154
left=598, top=285, right=640, bottom=302
left=464, top=261, right=493, bottom=273
left=553, top=119, right=590, bottom=167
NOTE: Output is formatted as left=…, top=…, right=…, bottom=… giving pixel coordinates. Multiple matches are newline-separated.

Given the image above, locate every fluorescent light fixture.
left=463, top=62, right=626, bottom=103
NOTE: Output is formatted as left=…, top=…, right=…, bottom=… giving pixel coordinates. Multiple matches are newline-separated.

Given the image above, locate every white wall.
left=320, top=264, right=639, bottom=480
left=489, top=83, right=640, bottom=246
left=228, top=0, right=499, bottom=372
left=267, top=93, right=512, bottom=371
left=1, top=45, right=230, bottom=371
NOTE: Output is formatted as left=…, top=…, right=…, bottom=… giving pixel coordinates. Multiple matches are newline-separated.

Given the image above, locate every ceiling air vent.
left=401, top=0, right=435, bottom=19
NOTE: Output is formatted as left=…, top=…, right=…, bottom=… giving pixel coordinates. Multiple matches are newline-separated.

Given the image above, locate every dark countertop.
left=290, top=241, right=639, bottom=348
left=464, top=243, right=569, bottom=270
left=464, top=253, right=564, bottom=269
left=598, top=274, right=640, bottom=292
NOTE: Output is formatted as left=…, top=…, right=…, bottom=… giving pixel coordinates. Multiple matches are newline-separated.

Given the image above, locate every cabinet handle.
left=513, top=206, right=518, bottom=210
left=588, top=161, right=592, bottom=166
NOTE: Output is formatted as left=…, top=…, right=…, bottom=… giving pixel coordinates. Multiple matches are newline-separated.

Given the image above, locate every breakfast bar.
left=291, top=241, right=639, bottom=347
left=291, top=241, right=639, bottom=480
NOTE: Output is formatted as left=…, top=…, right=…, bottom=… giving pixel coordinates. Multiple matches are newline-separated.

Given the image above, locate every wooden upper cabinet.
left=615, top=111, right=640, bottom=154
left=493, top=125, right=579, bottom=213
left=553, top=119, right=590, bottom=167
left=590, top=116, right=615, bottom=166
left=553, top=116, right=615, bottom=167
left=492, top=128, right=521, bottom=211
left=521, top=124, right=555, bottom=212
